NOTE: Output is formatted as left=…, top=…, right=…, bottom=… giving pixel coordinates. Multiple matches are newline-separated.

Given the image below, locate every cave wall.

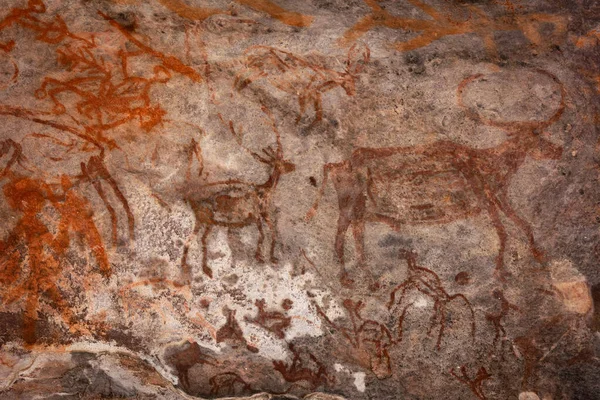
left=0, top=0, right=599, bottom=399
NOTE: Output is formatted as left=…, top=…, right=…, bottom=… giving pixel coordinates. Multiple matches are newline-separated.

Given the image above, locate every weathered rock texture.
left=0, top=0, right=599, bottom=399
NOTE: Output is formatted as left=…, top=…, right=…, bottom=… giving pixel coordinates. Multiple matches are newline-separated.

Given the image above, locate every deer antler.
left=262, top=146, right=277, bottom=159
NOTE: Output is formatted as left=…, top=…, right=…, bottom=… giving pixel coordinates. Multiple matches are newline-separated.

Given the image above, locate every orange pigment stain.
left=235, top=0, right=313, bottom=27
left=341, top=0, right=566, bottom=58
left=156, top=0, right=313, bottom=27
left=157, top=0, right=229, bottom=22
left=0, top=174, right=110, bottom=345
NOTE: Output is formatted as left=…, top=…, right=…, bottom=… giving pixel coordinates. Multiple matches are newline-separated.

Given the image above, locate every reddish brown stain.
left=235, top=0, right=313, bottom=27
left=0, top=0, right=88, bottom=47
left=157, top=0, right=229, bottom=22
left=0, top=173, right=110, bottom=344
left=455, top=271, right=471, bottom=285
left=156, top=0, right=313, bottom=27
left=100, top=11, right=203, bottom=84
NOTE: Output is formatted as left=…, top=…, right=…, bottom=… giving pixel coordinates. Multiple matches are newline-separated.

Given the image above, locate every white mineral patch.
left=353, top=372, right=366, bottom=392
left=333, top=364, right=366, bottom=392
left=413, top=295, right=430, bottom=308
left=197, top=228, right=329, bottom=359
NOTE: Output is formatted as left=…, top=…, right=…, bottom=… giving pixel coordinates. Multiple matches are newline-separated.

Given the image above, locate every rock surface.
left=0, top=0, right=599, bottom=399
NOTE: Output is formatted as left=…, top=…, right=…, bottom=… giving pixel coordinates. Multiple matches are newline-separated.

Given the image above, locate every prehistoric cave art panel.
left=0, top=0, right=598, bottom=399
left=306, top=68, right=565, bottom=285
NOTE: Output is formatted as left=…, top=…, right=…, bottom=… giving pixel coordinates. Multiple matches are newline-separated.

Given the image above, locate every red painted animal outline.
left=0, top=106, right=135, bottom=247
left=0, top=2, right=208, bottom=342
left=306, top=68, right=565, bottom=284
left=244, top=298, right=293, bottom=339
left=272, top=342, right=333, bottom=391
left=387, top=249, right=476, bottom=351
left=450, top=364, right=492, bottom=400
left=34, top=11, right=202, bottom=136
left=0, top=3, right=209, bottom=245
left=181, top=105, right=295, bottom=280
left=234, top=43, right=370, bottom=129
left=485, top=288, right=521, bottom=354
left=315, top=298, right=393, bottom=378
left=209, top=372, right=252, bottom=397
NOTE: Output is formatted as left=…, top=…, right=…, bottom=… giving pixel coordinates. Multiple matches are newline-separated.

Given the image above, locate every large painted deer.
left=181, top=107, right=295, bottom=280
left=306, top=69, right=565, bottom=284
left=234, top=43, right=370, bottom=129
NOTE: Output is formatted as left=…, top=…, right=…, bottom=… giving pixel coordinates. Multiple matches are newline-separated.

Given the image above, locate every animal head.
left=250, top=105, right=295, bottom=176
left=458, top=69, right=565, bottom=161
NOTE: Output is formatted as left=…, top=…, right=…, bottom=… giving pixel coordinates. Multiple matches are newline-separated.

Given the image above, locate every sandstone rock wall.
left=0, top=0, right=599, bottom=399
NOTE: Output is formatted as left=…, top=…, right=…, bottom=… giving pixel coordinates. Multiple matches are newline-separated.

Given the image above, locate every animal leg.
left=85, top=156, right=135, bottom=243
left=201, top=225, right=213, bottom=278
left=335, top=213, right=353, bottom=286
left=435, top=304, right=447, bottom=351
left=351, top=217, right=367, bottom=265
left=497, top=193, right=545, bottom=263
left=487, top=203, right=509, bottom=280
left=82, top=163, right=118, bottom=246
left=352, top=218, right=377, bottom=289
left=262, top=212, right=278, bottom=264
left=24, top=289, right=39, bottom=345
left=427, top=299, right=441, bottom=336
left=394, top=303, right=413, bottom=344
left=181, top=220, right=201, bottom=283
left=255, top=219, right=265, bottom=264
left=296, top=93, right=308, bottom=124
left=450, top=293, right=476, bottom=339
left=306, top=92, right=323, bottom=130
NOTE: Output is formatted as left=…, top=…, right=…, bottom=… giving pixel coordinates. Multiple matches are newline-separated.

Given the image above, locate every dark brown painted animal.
left=182, top=107, right=295, bottom=280
left=306, top=70, right=564, bottom=284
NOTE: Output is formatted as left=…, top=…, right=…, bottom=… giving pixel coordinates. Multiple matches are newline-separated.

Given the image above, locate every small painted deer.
left=181, top=107, right=295, bottom=280
left=234, top=43, right=370, bottom=128
left=306, top=69, right=565, bottom=284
